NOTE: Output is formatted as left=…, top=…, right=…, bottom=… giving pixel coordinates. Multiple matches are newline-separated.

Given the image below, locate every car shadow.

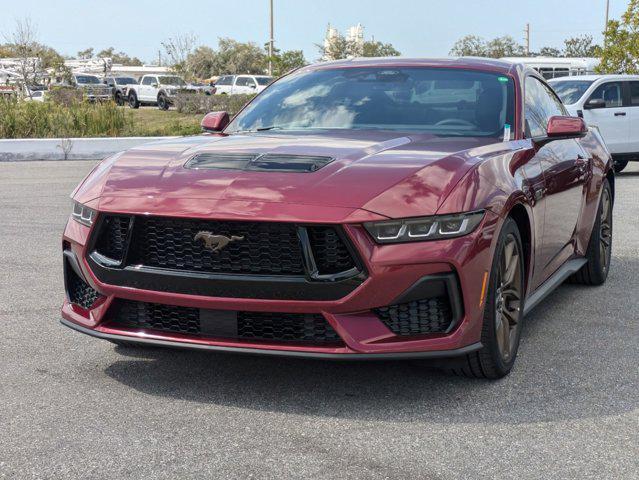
left=104, top=255, right=638, bottom=426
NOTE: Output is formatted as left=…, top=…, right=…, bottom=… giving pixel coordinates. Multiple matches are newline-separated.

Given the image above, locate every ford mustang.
left=61, top=58, right=614, bottom=378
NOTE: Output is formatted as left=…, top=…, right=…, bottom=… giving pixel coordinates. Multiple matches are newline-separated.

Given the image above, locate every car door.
left=140, top=76, right=156, bottom=101
left=233, top=76, right=252, bottom=94
left=526, top=76, right=589, bottom=281
left=581, top=81, right=629, bottom=154
left=625, top=80, right=639, bottom=154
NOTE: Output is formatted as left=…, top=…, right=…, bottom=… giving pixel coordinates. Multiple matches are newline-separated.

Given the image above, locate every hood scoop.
left=185, top=153, right=334, bottom=173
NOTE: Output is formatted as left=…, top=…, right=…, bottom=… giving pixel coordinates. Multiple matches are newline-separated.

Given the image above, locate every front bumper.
left=61, top=207, right=500, bottom=357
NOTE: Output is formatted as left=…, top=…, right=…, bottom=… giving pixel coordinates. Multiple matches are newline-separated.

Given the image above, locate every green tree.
left=485, top=36, right=525, bottom=58
left=362, top=40, right=400, bottom=57
left=212, top=38, right=267, bottom=75
left=77, top=47, right=93, bottom=59
left=449, top=35, right=486, bottom=57
left=270, top=49, right=307, bottom=76
left=563, top=35, right=599, bottom=57
left=97, top=47, right=143, bottom=66
left=598, top=0, right=639, bottom=73
left=538, top=46, right=562, bottom=57
left=186, top=46, right=217, bottom=79
left=317, top=32, right=355, bottom=60
left=450, top=34, right=524, bottom=58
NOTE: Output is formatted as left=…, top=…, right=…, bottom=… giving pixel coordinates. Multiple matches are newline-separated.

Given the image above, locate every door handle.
left=614, top=112, right=626, bottom=116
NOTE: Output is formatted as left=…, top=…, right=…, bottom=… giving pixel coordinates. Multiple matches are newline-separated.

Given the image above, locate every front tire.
left=128, top=92, right=139, bottom=109
left=569, top=178, right=612, bottom=285
left=157, top=93, right=169, bottom=110
left=447, top=217, right=525, bottom=379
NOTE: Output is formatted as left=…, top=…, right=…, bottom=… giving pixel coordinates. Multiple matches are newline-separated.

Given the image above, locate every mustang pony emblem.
left=194, top=231, right=244, bottom=253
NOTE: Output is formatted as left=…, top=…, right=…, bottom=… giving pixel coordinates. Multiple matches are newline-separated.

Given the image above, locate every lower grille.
left=66, top=266, right=101, bottom=310
left=108, top=300, right=342, bottom=345
left=374, top=297, right=453, bottom=336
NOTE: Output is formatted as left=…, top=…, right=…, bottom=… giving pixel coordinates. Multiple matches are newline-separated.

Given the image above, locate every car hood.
left=86, top=131, right=506, bottom=219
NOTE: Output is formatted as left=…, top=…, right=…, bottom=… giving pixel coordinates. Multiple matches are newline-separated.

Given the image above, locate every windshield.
left=549, top=80, right=594, bottom=105
left=75, top=75, right=101, bottom=85
left=255, top=76, right=273, bottom=86
left=115, top=77, right=137, bottom=85
left=227, top=67, right=514, bottom=137
left=158, top=76, right=186, bottom=86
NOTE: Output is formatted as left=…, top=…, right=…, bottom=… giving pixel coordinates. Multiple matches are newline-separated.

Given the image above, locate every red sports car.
left=61, top=58, right=614, bottom=378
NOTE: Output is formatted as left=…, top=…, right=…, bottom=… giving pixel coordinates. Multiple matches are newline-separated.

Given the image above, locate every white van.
left=502, top=57, right=600, bottom=80
left=549, top=74, right=639, bottom=172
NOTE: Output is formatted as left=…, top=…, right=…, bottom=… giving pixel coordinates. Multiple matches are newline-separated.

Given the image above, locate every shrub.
left=174, top=93, right=255, bottom=115
left=0, top=97, right=131, bottom=138
left=48, top=86, right=83, bottom=107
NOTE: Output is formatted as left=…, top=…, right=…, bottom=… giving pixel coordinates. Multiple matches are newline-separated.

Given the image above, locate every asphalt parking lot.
left=0, top=160, right=637, bottom=479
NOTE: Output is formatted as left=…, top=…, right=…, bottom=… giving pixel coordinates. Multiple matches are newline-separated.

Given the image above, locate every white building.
left=323, top=23, right=366, bottom=61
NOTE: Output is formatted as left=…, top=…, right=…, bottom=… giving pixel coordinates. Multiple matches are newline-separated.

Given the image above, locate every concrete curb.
left=0, top=137, right=179, bottom=161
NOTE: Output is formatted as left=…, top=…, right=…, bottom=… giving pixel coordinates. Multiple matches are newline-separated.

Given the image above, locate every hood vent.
left=185, top=153, right=334, bottom=173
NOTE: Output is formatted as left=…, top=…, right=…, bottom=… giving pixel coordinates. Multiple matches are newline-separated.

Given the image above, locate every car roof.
left=304, top=57, right=517, bottom=74
left=549, top=74, right=639, bottom=82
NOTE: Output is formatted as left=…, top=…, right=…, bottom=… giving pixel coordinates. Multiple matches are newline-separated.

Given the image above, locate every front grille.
left=94, top=215, right=130, bottom=261
left=93, top=215, right=360, bottom=278
left=307, top=226, right=356, bottom=274
left=238, top=312, right=341, bottom=343
left=374, top=297, right=453, bottom=336
left=66, top=264, right=101, bottom=309
left=128, top=216, right=305, bottom=275
left=108, top=300, right=342, bottom=345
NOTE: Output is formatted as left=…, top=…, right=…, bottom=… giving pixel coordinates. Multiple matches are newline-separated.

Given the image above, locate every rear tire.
left=128, top=92, right=139, bottom=109
left=569, top=178, right=612, bottom=285
left=445, top=217, right=525, bottom=379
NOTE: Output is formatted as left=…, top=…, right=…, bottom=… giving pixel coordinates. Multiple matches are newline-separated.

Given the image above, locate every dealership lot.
left=0, top=161, right=637, bottom=479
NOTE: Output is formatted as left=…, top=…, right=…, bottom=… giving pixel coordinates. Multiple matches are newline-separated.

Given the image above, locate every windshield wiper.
left=256, top=125, right=286, bottom=131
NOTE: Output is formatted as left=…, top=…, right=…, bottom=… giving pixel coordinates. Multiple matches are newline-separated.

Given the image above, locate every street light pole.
left=605, top=0, right=610, bottom=30
left=268, top=0, right=274, bottom=75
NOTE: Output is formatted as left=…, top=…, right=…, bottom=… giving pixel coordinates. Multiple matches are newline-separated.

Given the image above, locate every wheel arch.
left=507, top=203, right=532, bottom=282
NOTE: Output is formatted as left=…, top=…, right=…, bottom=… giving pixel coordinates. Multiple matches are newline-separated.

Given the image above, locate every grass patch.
left=0, top=98, right=205, bottom=139
left=124, top=108, right=202, bottom=137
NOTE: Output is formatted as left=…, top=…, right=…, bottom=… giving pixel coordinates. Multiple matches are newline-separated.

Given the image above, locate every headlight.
left=364, top=211, right=484, bottom=244
left=71, top=201, right=97, bottom=227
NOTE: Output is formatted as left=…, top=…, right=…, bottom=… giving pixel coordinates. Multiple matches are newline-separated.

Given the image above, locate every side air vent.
left=185, top=153, right=334, bottom=173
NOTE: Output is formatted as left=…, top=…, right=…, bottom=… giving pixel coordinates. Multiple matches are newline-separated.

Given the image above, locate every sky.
left=0, top=0, right=629, bottom=63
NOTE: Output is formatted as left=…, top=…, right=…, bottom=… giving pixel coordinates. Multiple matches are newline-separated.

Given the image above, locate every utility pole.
left=524, top=23, right=530, bottom=56
left=268, top=0, right=274, bottom=75
left=605, top=0, right=610, bottom=31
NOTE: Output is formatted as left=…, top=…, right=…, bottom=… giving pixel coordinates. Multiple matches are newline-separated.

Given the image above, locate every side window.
left=628, top=81, right=639, bottom=106
left=541, top=82, right=567, bottom=116
left=246, top=77, right=256, bottom=87
left=525, top=76, right=566, bottom=138
left=588, top=82, right=623, bottom=108
left=142, top=76, right=155, bottom=86
left=235, top=76, right=250, bottom=86
left=525, top=77, right=549, bottom=137
left=217, top=76, right=231, bottom=85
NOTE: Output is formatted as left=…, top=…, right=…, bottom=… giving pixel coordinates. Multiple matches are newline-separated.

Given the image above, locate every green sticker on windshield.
left=498, top=76, right=509, bottom=83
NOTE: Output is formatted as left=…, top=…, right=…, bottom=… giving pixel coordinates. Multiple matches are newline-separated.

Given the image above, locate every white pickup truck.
left=126, top=74, right=200, bottom=110
left=550, top=74, right=639, bottom=172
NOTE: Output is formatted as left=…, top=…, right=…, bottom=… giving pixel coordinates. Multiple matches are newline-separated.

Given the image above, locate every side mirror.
left=151, top=83, right=159, bottom=88
left=201, top=111, right=230, bottom=133
left=546, top=115, right=588, bottom=138
left=249, top=84, right=257, bottom=89
left=584, top=98, right=606, bottom=110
